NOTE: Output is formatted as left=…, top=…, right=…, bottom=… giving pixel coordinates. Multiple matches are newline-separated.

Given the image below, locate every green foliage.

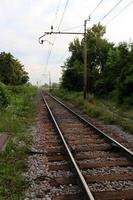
left=0, top=140, right=29, bottom=200
left=117, top=64, right=133, bottom=105
left=0, top=82, right=10, bottom=107
left=61, top=23, right=113, bottom=93
left=61, top=38, right=84, bottom=91
left=0, top=52, right=29, bottom=85
left=0, top=85, right=37, bottom=199
left=61, top=23, right=133, bottom=106
left=52, top=88, right=133, bottom=134
left=62, top=59, right=83, bottom=91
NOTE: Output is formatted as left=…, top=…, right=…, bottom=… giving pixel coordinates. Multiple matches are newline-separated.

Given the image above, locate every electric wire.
left=100, top=0, right=124, bottom=22
left=59, top=1, right=105, bottom=66
left=58, top=26, right=83, bottom=65
left=45, top=0, right=69, bottom=71
left=44, top=0, right=62, bottom=72
left=106, top=1, right=133, bottom=25
left=57, top=0, right=69, bottom=31
left=51, top=0, right=62, bottom=26
left=57, top=0, right=131, bottom=78
left=46, top=0, right=105, bottom=71
left=52, top=0, right=70, bottom=43
left=62, top=24, right=83, bottom=32
left=41, top=0, right=132, bottom=86
left=56, top=0, right=62, bottom=16
left=89, top=0, right=105, bottom=18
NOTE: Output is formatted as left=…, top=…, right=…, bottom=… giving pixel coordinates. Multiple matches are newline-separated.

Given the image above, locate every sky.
left=0, top=0, right=133, bottom=85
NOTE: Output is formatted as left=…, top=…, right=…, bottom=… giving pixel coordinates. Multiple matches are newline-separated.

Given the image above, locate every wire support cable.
left=62, top=24, right=83, bottom=32
left=44, top=0, right=62, bottom=73
left=45, top=0, right=69, bottom=70
left=51, top=0, right=62, bottom=26
left=106, top=1, right=133, bottom=25
left=89, top=0, right=105, bottom=18
left=56, top=0, right=69, bottom=31
left=100, top=0, right=124, bottom=22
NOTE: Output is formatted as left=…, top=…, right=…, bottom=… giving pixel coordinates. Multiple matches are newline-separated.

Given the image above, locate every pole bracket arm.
left=38, top=32, right=53, bottom=44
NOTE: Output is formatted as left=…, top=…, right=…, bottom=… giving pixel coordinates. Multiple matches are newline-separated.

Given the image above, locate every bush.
left=0, top=83, right=9, bottom=107
left=117, top=65, right=133, bottom=105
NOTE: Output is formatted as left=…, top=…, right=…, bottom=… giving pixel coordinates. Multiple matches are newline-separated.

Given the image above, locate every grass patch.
left=0, top=84, right=37, bottom=200
left=52, top=88, right=133, bottom=134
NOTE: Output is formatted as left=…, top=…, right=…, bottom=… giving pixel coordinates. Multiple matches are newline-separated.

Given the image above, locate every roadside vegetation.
left=0, top=83, right=37, bottom=200
left=51, top=23, right=133, bottom=134
left=61, top=23, right=133, bottom=106
left=52, top=88, right=133, bottom=134
left=0, top=52, right=37, bottom=199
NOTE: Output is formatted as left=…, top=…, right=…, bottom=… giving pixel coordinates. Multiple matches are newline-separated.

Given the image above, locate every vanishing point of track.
left=41, top=90, right=133, bottom=200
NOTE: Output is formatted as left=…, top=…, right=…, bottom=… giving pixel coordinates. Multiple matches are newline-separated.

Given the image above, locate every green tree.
left=61, top=38, right=84, bottom=91
left=61, top=24, right=112, bottom=93
left=86, top=23, right=113, bottom=93
left=0, top=52, right=29, bottom=85
left=61, top=24, right=133, bottom=105
left=116, top=42, right=133, bottom=105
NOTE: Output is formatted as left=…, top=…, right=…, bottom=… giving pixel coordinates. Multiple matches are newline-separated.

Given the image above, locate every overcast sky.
left=0, top=0, right=133, bottom=85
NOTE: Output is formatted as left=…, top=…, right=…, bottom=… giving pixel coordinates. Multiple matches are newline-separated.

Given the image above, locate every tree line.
left=0, top=52, right=29, bottom=107
left=0, top=52, right=29, bottom=85
left=61, top=23, right=133, bottom=105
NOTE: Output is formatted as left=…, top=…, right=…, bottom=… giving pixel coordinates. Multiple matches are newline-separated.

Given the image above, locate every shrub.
left=0, top=82, right=9, bottom=107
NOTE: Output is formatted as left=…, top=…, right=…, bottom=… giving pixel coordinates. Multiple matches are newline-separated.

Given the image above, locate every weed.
left=52, top=89, right=133, bottom=134
left=0, top=85, right=37, bottom=199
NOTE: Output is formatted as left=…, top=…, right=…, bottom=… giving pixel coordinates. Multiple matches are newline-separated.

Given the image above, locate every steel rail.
left=41, top=91, right=95, bottom=200
left=47, top=92, right=133, bottom=159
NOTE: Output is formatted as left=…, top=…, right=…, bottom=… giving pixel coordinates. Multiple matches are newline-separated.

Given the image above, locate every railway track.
left=39, top=90, right=133, bottom=200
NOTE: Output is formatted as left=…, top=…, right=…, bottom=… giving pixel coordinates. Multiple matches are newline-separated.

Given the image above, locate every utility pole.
left=49, top=72, right=52, bottom=91
left=84, top=20, right=87, bottom=99
left=83, top=18, right=90, bottom=99
left=39, top=22, right=89, bottom=99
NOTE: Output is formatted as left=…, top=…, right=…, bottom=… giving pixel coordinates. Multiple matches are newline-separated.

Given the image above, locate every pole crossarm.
left=38, top=31, right=84, bottom=44
left=44, top=31, right=84, bottom=35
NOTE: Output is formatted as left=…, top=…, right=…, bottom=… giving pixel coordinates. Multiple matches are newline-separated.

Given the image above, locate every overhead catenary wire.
left=57, top=26, right=83, bottom=65
left=39, top=0, right=133, bottom=88
left=58, top=0, right=105, bottom=66
left=89, top=0, right=105, bottom=18
left=62, top=24, right=83, bottom=32
left=55, top=0, right=62, bottom=16
left=44, top=0, right=62, bottom=72
left=100, top=0, right=124, bottom=22
left=59, top=0, right=105, bottom=32
left=45, top=0, right=105, bottom=73
left=57, top=0, right=69, bottom=31
left=45, top=0, right=69, bottom=71
left=106, top=1, right=133, bottom=25
left=52, top=0, right=70, bottom=44
left=51, top=0, right=62, bottom=26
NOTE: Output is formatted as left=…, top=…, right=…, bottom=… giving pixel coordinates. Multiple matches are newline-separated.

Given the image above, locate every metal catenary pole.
left=84, top=20, right=87, bottom=99
left=49, top=72, right=52, bottom=91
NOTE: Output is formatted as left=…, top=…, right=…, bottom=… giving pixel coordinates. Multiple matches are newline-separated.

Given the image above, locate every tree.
left=61, top=24, right=112, bottom=93
left=0, top=52, right=29, bottom=85
left=116, top=42, right=133, bottom=105
left=61, top=38, right=84, bottom=91
left=86, top=23, right=114, bottom=93
left=61, top=24, right=133, bottom=105
left=99, top=47, right=121, bottom=93
left=61, top=59, right=83, bottom=91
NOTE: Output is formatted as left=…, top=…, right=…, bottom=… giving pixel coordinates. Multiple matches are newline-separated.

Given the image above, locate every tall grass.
left=52, top=88, right=133, bottom=134
left=0, top=84, right=37, bottom=199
